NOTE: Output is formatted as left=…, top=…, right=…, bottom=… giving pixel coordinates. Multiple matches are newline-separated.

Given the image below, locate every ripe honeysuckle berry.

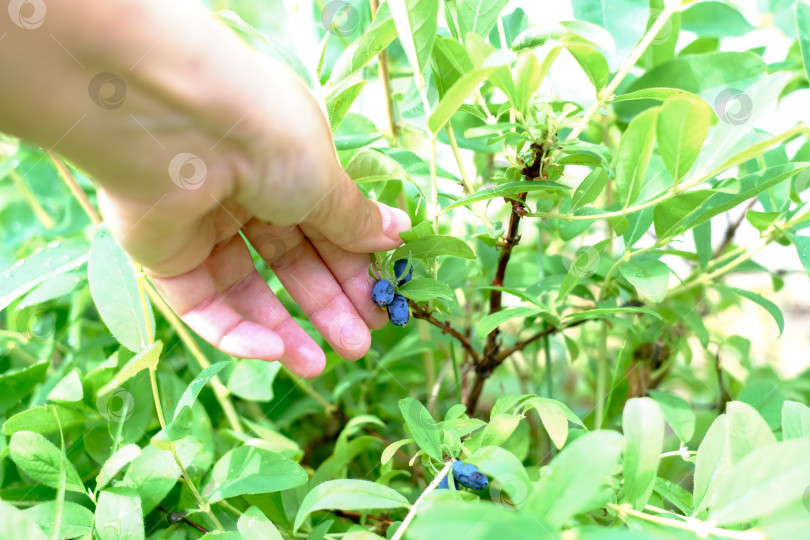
left=394, top=258, right=413, bottom=286
left=371, top=279, right=395, bottom=307
left=437, top=473, right=460, bottom=490
left=386, top=293, right=409, bottom=326
left=452, top=460, right=489, bottom=490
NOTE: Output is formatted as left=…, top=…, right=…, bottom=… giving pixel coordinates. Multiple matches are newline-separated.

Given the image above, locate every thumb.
left=304, top=170, right=411, bottom=253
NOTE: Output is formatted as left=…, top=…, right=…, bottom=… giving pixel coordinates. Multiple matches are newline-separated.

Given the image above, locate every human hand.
left=0, top=0, right=410, bottom=378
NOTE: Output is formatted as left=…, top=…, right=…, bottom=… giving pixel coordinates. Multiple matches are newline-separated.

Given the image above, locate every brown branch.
left=409, top=301, right=480, bottom=364
left=465, top=193, right=528, bottom=414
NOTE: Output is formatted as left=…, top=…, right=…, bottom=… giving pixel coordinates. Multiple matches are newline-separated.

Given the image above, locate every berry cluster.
left=437, top=460, right=489, bottom=491
left=371, top=258, right=412, bottom=326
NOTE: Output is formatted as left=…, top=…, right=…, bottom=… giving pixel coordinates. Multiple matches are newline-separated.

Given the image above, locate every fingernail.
left=376, top=202, right=411, bottom=243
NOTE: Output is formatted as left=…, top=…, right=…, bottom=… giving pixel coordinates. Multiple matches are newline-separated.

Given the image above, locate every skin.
left=0, top=0, right=410, bottom=378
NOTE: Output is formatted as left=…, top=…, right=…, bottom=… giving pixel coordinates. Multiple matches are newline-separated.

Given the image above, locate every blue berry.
left=386, top=294, right=409, bottom=326
left=394, top=258, right=413, bottom=286
left=452, top=460, right=488, bottom=490
left=371, top=279, right=395, bottom=307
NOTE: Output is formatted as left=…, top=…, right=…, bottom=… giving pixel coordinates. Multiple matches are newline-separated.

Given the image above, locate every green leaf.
left=528, top=430, right=624, bottom=528
left=202, top=446, right=308, bottom=504
left=398, top=278, right=456, bottom=303
left=330, top=16, right=397, bottom=84
left=98, top=341, right=162, bottom=398
left=0, top=500, right=48, bottom=540
left=621, top=398, right=665, bottom=510
left=573, top=0, right=649, bottom=70
left=173, top=360, right=231, bottom=420
left=457, top=0, right=509, bottom=39
left=88, top=225, right=154, bottom=352
left=572, top=168, right=608, bottom=210
left=798, top=2, right=810, bottom=87
left=392, top=235, right=475, bottom=260
left=381, top=438, right=414, bottom=466
left=227, top=359, right=283, bottom=402
left=294, top=479, right=409, bottom=532
left=476, top=306, right=544, bottom=339
left=0, top=361, right=49, bottom=413
left=788, top=232, right=810, bottom=278
left=621, top=52, right=765, bottom=109
left=782, top=400, right=810, bottom=440
left=746, top=209, right=782, bottom=232
left=441, top=181, right=569, bottom=213
left=428, top=51, right=514, bottom=133
left=512, top=52, right=542, bottom=114
left=0, top=240, right=88, bottom=311
left=656, top=96, right=713, bottom=182
left=619, top=260, right=670, bottom=303
left=681, top=1, right=755, bottom=37
left=388, top=0, right=438, bottom=78
left=96, top=443, right=141, bottom=492
left=398, top=397, right=442, bottom=461
left=346, top=148, right=406, bottom=183
left=237, top=506, right=283, bottom=540
left=150, top=405, right=192, bottom=450
left=18, top=272, right=82, bottom=308
left=95, top=487, right=144, bottom=540
left=612, top=87, right=702, bottom=104
left=23, top=501, right=93, bottom=539
left=2, top=404, right=92, bottom=436
left=728, top=287, right=784, bottom=337
left=615, top=107, right=657, bottom=207
left=652, top=190, right=714, bottom=239
left=9, top=431, right=85, bottom=494
left=710, top=439, right=810, bottom=525
left=326, top=81, right=366, bottom=131
left=521, top=397, right=570, bottom=449
left=46, top=369, right=83, bottom=403
left=656, top=164, right=810, bottom=239
left=469, top=445, right=531, bottom=503
left=693, top=402, right=776, bottom=513
left=566, top=45, right=608, bottom=92
left=648, top=390, right=695, bottom=443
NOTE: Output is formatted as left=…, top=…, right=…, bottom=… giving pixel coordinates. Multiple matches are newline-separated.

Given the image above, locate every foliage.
left=2, top=0, right=810, bottom=539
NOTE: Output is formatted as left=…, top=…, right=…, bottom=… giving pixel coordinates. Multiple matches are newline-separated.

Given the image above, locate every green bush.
left=2, top=0, right=810, bottom=539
